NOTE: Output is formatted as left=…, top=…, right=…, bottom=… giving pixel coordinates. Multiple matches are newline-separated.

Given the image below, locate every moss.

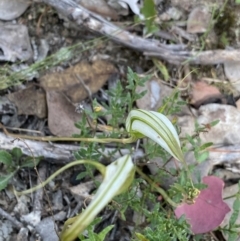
left=213, top=4, right=237, bottom=48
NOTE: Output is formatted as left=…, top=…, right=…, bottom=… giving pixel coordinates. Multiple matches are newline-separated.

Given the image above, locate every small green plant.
left=221, top=181, right=240, bottom=241
left=184, top=120, right=219, bottom=163
left=78, top=217, right=114, bottom=241
left=140, top=0, right=158, bottom=36
left=3, top=68, right=238, bottom=241
left=0, top=36, right=107, bottom=90
left=0, top=148, right=41, bottom=190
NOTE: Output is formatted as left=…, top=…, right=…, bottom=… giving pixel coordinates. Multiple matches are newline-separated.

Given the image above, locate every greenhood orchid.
left=60, top=155, right=135, bottom=241
left=126, top=109, right=184, bottom=162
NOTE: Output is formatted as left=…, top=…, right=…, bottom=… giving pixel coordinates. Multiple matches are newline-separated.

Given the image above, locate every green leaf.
left=76, top=172, right=88, bottom=180
left=153, top=59, right=170, bottom=81
left=20, top=156, right=41, bottom=168
left=0, top=172, right=15, bottom=191
left=185, top=134, right=196, bottom=146
left=210, top=119, right=220, bottom=127
left=195, top=151, right=209, bottom=163
left=97, top=225, right=114, bottom=241
left=229, top=197, right=240, bottom=227
left=135, top=232, right=150, bottom=241
left=11, top=147, right=23, bottom=161
left=88, top=231, right=96, bottom=241
left=198, top=142, right=213, bottom=151
left=0, top=150, right=12, bottom=167
left=141, top=0, right=157, bottom=35
left=172, top=183, right=186, bottom=193
left=228, top=232, right=238, bottom=241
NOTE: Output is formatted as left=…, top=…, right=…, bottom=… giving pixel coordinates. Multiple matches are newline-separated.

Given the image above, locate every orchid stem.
left=136, top=167, right=177, bottom=208
left=15, top=160, right=106, bottom=196
left=1, top=122, right=135, bottom=144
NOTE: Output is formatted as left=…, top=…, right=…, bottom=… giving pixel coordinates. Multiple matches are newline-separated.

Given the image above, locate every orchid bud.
left=126, top=109, right=184, bottom=162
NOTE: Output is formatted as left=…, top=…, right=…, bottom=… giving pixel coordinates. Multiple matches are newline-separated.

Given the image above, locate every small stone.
left=0, top=0, right=30, bottom=21
left=159, top=7, right=182, bottom=21
left=187, top=5, right=211, bottom=33
left=224, top=60, right=240, bottom=94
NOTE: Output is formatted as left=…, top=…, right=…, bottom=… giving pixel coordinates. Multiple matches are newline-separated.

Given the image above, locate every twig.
left=33, top=164, right=47, bottom=213
left=0, top=132, right=144, bottom=164
left=40, top=0, right=240, bottom=65
left=0, top=206, right=23, bottom=229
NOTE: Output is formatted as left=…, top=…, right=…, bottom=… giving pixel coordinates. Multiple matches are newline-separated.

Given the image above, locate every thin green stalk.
left=0, top=123, right=136, bottom=144
left=15, top=160, right=106, bottom=195
left=136, top=167, right=177, bottom=207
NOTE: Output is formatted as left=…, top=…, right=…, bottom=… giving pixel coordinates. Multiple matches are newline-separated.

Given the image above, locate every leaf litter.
left=1, top=0, right=240, bottom=240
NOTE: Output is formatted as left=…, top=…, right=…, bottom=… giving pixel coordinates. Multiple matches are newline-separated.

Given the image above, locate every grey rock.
left=0, top=0, right=30, bottom=21
left=0, top=24, right=33, bottom=62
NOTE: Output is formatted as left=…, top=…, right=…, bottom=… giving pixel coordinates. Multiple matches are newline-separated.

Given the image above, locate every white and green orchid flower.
left=126, top=109, right=184, bottom=162
left=60, top=155, right=135, bottom=241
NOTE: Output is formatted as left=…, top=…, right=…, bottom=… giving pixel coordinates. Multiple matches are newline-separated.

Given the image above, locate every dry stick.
left=0, top=206, right=23, bottom=229
left=40, top=0, right=240, bottom=65
left=0, top=132, right=144, bottom=164
left=33, top=164, right=47, bottom=213
left=0, top=132, right=77, bottom=163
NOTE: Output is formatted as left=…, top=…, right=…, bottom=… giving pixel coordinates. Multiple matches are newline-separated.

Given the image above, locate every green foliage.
left=0, top=148, right=41, bottom=191
left=71, top=68, right=233, bottom=240
left=141, top=0, right=158, bottom=35
left=182, top=120, right=219, bottom=163
left=0, top=172, right=15, bottom=191
left=3, top=68, right=237, bottom=240
left=158, top=91, right=186, bottom=116
left=0, top=150, right=12, bottom=166
left=139, top=204, right=190, bottom=241
left=0, top=37, right=107, bottom=90
left=78, top=217, right=114, bottom=241
left=153, top=59, right=170, bottom=82
left=221, top=180, right=240, bottom=241
left=73, top=68, right=150, bottom=181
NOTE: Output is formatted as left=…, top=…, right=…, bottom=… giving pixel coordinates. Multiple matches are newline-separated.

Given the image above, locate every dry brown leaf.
left=7, top=85, right=47, bottom=118
left=46, top=91, right=82, bottom=136
left=40, top=60, right=117, bottom=103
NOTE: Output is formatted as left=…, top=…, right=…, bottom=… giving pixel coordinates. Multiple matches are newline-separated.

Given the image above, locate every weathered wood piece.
left=40, top=0, right=240, bottom=65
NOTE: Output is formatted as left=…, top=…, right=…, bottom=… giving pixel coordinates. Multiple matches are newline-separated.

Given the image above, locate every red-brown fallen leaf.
left=174, top=176, right=230, bottom=234
left=190, top=81, right=222, bottom=108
